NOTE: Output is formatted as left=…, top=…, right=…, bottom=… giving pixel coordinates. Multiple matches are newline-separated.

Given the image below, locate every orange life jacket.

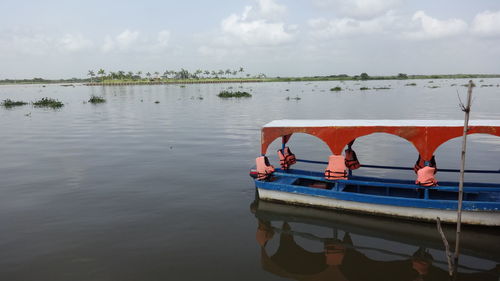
left=256, top=156, right=275, bottom=180
left=415, top=166, right=438, bottom=187
left=325, top=155, right=347, bottom=180
left=414, top=155, right=437, bottom=174
left=344, top=148, right=360, bottom=170
left=277, top=146, right=296, bottom=170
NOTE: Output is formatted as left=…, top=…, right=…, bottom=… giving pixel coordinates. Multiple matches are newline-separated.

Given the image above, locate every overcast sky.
left=1, top=0, right=500, bottom=79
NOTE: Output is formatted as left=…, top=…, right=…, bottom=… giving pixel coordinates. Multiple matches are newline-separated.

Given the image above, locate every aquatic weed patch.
left=217, top=91, right=252, bottom=98
left=1, top=99, right=28, bottom=108
left=330, top=86, right=342, bottom=91
left=360, top=87, right=371, bottom=90
left=33, top=98, right=64, bottom=108
left=88, top=95, right=106, bottom=104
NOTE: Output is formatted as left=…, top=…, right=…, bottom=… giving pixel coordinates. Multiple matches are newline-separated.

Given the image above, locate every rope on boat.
left=295, top=159, right=500, bottom=174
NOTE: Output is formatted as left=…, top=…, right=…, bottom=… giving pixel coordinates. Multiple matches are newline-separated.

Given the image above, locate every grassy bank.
left=2, top=73, right=500, bottom=86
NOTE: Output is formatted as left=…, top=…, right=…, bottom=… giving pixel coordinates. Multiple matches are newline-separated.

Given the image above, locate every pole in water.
left=453, top=80, right=474, bottom=278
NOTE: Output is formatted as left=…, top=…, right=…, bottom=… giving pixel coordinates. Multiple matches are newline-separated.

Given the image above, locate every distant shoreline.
left=1, top=74, right=500, bottom=86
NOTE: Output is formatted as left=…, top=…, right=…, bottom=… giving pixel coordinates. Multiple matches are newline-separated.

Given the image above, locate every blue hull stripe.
left=255, top=171, right=500, bottom=212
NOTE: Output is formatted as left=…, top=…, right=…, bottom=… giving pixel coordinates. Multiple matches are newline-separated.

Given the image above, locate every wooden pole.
left=453, top=80, right=474, bottom=278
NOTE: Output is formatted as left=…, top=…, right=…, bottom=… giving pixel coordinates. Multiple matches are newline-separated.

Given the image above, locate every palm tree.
left=162, top=70, right=169, bottom=79
left=195, top=69, right=203, bottom=79
left=117, top=70, right=125, bottom=79
left=154, top=71, right=160, bottom=79
left=97, top=69, right=105, bottom=82
left=204, top=70, right=210, bottom=78
left=127, top=71, right=134, bottom=80
left=146, top=72, right=152, bottom=80
left=239, top=67, right=244, bottom=78
left=225, top=69, right=231, bottom=78
left=136, top=71, right=142, bottom=80
left=87, top=70, right=95, bottom=82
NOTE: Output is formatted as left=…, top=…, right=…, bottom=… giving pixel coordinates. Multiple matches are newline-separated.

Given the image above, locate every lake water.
left=1, top=79, right=499, bottom=280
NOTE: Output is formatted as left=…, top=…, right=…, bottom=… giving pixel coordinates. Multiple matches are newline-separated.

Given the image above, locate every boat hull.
left=258, top=188, right=500, bottom=226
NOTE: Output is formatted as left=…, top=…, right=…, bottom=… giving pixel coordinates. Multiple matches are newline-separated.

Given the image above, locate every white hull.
left=258, top=188, right=500, bottom=226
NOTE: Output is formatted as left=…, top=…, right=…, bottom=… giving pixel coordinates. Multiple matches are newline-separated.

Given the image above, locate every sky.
left=1, top=0, right=500, bottom=79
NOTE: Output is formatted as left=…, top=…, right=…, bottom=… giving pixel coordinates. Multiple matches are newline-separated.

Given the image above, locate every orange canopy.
left=261, top=120, right=500, bottom=161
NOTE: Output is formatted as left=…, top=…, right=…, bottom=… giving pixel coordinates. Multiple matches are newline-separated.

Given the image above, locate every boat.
left=250, top=120, right=500, bottom=226
left=250, top=199, right=500, bottom=281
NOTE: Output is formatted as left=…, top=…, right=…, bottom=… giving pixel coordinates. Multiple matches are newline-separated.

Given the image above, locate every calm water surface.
left=0, top=79, right=499, bottom=280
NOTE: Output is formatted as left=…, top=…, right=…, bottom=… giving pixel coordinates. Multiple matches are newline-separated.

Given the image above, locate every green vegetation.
left=360, top=87, right=370, bottom=90
left=286, top=96, right=301, bottom=101
left=33, top=98, right=64, bottom=108
left=405, top=83, right=417, bottom=86
left=1, top=99, right=28, bottom=108
left=88, top=96, right=106, bottom=104
left=2, top=71, right=500, bottom=86
left=330, top=86, right=342, bottom=91
left=373, top=86, right=391, bottom=90
left=428, top=85, right=440, bottom=88
left=217, top=91, right=252, bottom=98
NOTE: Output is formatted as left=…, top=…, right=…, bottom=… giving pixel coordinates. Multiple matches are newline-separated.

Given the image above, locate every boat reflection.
left=251, top=199, right=500, bottom=281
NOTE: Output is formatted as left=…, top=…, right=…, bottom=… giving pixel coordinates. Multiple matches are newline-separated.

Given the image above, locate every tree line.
left=86, top=67, right=270, bottom=82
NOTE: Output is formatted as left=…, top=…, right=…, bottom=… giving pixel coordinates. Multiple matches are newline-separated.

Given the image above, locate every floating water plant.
left=428, top=85, right=440, bottom=89
left=286, top=96, right=301, bottom=101
left=405, top=83, right=417, bottom=86
left=1, top=99, right=28, bottom=108
left=330, top=86, right=342, bottom=91
left=373, top=87, right=391, bottom=90
left=360, top=87, right=370, bottom=90
left=33, top=98, right=64, bottom=108
left=217, top=91, right=252, bottom=98
left=88, top=95, right=106, bottom=104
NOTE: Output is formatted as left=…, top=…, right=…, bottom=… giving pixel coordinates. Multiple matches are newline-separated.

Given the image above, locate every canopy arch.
left=261, top=120, right=500, bottom=160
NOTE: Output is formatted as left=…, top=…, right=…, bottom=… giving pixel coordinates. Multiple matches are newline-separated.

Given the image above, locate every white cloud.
left=256, top=0, right=287, bottom=19
left=102, top=29, right=139, bottom=52
left=57, top=33, right=93, bottom=52
left=200, top=0, right=295, bottom=51
left=471, top=10, right=500, bottom=37
left=0, top=29, right=94, bottom=56
left=156, top=30, right=170, bottom=48
left=312, top=0, right=400, bottom=19
left=404, top=11, right=467, bottom=40
left=115, top=30, right=139, bottom=48
left=101, top=29, right=170, bottom=53
left=221, top=14, right=295, bottom=46
left=308, top=11, right=397, bottom=38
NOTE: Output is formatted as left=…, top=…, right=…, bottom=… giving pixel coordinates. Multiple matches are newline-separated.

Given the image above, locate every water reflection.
left=251, top=199, right=500, bottom=281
